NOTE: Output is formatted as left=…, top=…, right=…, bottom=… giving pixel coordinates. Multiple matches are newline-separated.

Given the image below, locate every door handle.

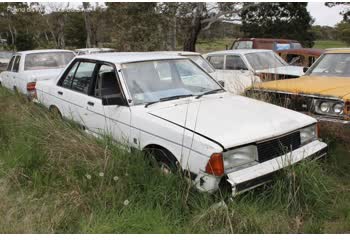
left=87, top=101, right=94, bottom=106
left=57, top=91, right=63, bottom=95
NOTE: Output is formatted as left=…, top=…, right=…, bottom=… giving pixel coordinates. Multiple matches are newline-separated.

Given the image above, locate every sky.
left=307, top=2, right=345, bottom=26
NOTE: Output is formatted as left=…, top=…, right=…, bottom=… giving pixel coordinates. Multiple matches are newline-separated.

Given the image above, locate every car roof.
left=325, top=48, right=350, bottom=54
left=17, top=49, right=75, bottom=55
left=151, top=51, right=202, bottom=56
left=236, top=38, right=299, bottom=43
left=76, top=52, right=187, bottom=64
left=75, top=48, right=114, bottom=51
left=207, top=49, right=272, bottom=55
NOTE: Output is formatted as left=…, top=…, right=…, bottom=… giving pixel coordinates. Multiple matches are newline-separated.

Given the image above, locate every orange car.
left=247, top=49, right=350, bottom=124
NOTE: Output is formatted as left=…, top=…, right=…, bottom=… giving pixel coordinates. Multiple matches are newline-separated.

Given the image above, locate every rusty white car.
left=0, top=49, right=75, bottom=97
left=34, top=52, right=327, bottom=195
left=206, top=49, right=304, bottom=94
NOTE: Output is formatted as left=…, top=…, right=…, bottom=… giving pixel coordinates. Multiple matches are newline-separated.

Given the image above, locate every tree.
left=326, top=2, right=350, bottom=22
left=43, top=3, right=70, bottom=49
left=240, top=3, right=315, bottom=47
left=335, top=21, right=350, bottom=45
left=176, top=3, right=245, bottom=51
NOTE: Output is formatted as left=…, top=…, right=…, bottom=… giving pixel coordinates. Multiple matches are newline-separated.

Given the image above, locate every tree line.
left=0, top=2, right=322, bottom=51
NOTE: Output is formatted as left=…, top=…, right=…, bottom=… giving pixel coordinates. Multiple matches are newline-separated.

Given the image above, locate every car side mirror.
left=303, top=67, right=309, bottom=73
left=102, top=94, right=128, bottom=106
left=218, top=81, right=225, bottom=87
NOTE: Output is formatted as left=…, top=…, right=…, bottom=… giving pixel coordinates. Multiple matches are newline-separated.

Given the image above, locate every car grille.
left=257, top=131, right=301, bottom=162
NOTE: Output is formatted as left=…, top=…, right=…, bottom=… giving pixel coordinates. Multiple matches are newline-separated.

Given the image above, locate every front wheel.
left=145, top=148, right=179, bottom=175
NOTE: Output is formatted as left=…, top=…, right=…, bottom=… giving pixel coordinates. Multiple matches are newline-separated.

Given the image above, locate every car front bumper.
left=195, top=139, right=328, bottom=195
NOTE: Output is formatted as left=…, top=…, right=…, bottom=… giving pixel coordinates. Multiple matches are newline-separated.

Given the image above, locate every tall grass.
left=0, top=87, right=348, bottom=233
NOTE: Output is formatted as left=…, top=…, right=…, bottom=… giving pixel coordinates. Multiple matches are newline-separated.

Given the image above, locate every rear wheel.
left=49, top=106, right=62, bottom=119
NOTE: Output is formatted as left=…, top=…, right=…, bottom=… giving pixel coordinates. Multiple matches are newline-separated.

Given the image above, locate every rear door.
left=54, top=60, right=97, bottom=124
left=0, top=55, right=15, bottom=88
left=7, top=55, right=21, bottom=91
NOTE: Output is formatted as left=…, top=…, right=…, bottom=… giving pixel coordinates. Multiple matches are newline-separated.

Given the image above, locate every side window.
left=207, top=55, right=224, bottom=70
left=71, top=62, right=96, bottom=94
left=226, top=55, right=248, bottom=70
left=61, top=61, right=79, bottom=88
left=7, top=56, right=15, bottom=71
left=309, top=56, right=316, bottom=67
left=286, top=54, right=304, bottom=66
left=94, top=64, right=120, bottom=98
left=12, top=56, right=21, bottom=72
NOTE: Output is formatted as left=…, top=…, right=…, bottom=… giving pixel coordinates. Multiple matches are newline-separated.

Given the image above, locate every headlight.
left=223, top=145, right=258, bottom=172
left=333, top=103, right=344, bottom=114
left=319, top=102, right=330, bottom=112
left=300, top=124, right=317, bottom=145
left=314, top=99, right=344, bottom=116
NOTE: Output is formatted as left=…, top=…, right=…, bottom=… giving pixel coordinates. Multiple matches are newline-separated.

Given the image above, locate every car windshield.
left=24, top=52, right=75, bottom=71
left=0, top=52, right=13, bottom=59
left=245, top=51, right=288, bottom=70
left=232, top=41, right=253, bottom=49
left=187, top=55, right=215, bottom=73
left=308, top=53, right=350, bottom=77
left=121, top=59, right=221, bottom=105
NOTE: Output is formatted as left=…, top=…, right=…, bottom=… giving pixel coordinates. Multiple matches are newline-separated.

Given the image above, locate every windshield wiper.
left=145, top=94, right=193, bottom=108
left=195, top=88, right=224, bottom=99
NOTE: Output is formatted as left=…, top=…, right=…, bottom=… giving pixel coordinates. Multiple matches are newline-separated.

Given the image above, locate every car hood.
left=27, top=69, right=64, bottom=82
left=256, top=65, right=304, bottom=77
left=147, top=93, right=315, bottom=149
left=254, top=75, right=350, bottom=100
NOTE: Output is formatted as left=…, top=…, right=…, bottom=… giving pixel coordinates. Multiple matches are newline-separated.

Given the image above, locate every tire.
left=145, top=147, right=179, bottom=175
left=49, top=106, right=62, bottom=119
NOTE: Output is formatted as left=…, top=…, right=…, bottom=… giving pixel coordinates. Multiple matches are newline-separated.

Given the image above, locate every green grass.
left=0, top=87, right=349, bottom=233
left=195, top=39, right=348, bottom=53
left=313, top=40, right=348, bottom=49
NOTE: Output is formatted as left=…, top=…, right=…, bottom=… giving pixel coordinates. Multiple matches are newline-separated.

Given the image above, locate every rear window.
left=232, top=41, right=253, bottom=49
left=24, top=52, right=75, bottom=71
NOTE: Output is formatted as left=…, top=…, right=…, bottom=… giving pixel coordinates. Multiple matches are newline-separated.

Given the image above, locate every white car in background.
left=206, top=49, right=304, bottom=94
left=0, top=51, right=13, bottom=72
left=75, top=48, right=115, bottom=55
left=35, top=52, right=327, bottom=195
left=0, top=49, right=75, bottom=97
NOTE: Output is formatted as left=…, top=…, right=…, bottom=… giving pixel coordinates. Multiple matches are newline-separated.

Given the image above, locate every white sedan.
left=35, top=52, right=327, bottom=195
left=0, top=49, right=75, bottom=97
left=206, top=49, right=304, bottom=94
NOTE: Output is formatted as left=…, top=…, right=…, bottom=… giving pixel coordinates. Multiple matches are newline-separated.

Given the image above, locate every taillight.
left=27, top=82, right=36, bottom=91
left=27, top=82, right=37, bottom=99
left=205, top=153, right=224, bottom=176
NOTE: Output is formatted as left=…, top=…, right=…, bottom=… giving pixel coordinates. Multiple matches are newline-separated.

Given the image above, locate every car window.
left=7, top=56, right=15, bottom=71
left=121, top=59, right=221, bottom=105
left=71, top=62, right=96, bottom=94
left=245, top=51, right=288, bottom=70
left=94, top=64, right=120, bottom=98
left=24, top=52, right=75, bottom=71
left=308, top=56, right=316, bottom=67
left=232, top=41, right=253, bottom=49
left=61, top=61, right=79, bottom=88
left=308, top=53, right=350, bottom=77
left=12, top=56, right=21, bottom=72
left=226, top=55, right=248, bottom=70
left=286, top=54, right=305, bottom=66
left=208, top=55, right=224, bottom=70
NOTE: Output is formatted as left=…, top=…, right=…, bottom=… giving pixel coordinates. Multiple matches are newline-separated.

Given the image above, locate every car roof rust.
left=236, top=38, right=300, bottom=43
